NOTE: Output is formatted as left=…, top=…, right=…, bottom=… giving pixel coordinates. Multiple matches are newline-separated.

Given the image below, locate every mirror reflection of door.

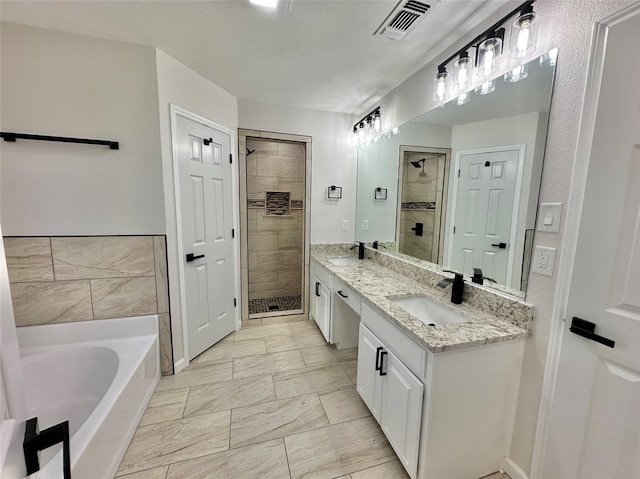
left=398, top=147, right=451, bottom=263
left=448, top=146, right=524, bottom=286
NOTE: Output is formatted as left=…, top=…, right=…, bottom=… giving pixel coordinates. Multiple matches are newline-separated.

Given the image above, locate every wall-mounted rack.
left=374, top=187, right=388, bottom=200
left=327, top=186, right=342, bottom=200
left=0, top=132, right=119, bottom=150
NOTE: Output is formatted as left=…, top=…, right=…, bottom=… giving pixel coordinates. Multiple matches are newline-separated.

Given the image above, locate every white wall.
left=0, top=23, right=164, bottom=235
left=450, top=111, right=547, bottom=290
left=238, top=99, right=356, bottom=244
left=358, top=0, right=633, bottom=474
left=155, top=49, right=238, bottom=370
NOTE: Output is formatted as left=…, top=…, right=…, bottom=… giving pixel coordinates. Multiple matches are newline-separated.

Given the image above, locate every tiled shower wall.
left=3, top=236, right=173, bottom=375
left=246, top=138, right=304, bottom=301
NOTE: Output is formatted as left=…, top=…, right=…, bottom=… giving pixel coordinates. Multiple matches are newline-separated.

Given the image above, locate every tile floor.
left=248, top=295, right=302, bottom=314
left=116, top=319, right=511, bottom=479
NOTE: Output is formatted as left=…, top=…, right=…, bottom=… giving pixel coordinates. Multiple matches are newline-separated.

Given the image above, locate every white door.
left=450, top=147, right=521, bottom=284
left=175, top=113, right=237, bottom=360
left=380, top=348, right=423, bottom=479
left=357, top=324, right=384, bottom=422
left=540, top=5, right=640, bottom=478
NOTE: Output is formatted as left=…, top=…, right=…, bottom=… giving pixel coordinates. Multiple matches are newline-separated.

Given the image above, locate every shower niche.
left=238, top=131, right=311, bottom=322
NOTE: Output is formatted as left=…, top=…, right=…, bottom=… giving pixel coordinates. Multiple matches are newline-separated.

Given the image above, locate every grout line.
left=282, top=434, right=294, bottom=479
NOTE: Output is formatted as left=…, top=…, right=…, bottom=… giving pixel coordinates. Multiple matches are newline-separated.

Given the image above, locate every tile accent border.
left=3, top=235, right=175, bottom=375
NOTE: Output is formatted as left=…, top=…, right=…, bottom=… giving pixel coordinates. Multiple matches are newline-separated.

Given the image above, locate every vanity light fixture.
left=432, top=1, right=537, bottom=104
left=352, top=106, right=391, bottom=148
left=540, top=47, right=558, bottom=67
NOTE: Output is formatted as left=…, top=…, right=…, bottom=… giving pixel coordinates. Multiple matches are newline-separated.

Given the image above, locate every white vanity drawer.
left=311, top=258, right=333, bottom=290
left=334, top=278, right=361, bottom=314
left=361, top=302, right=426, bottom=378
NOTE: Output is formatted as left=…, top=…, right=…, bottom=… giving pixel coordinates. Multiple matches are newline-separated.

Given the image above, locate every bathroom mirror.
left=355, top=49, right=558, bottom=299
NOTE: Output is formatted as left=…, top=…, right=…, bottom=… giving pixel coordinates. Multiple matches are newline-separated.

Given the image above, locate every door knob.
left=570, top=317, right=615, bottom=348
left=491, top=242, right=507, bottom=249
left=186, top=253, right=205, bottom=262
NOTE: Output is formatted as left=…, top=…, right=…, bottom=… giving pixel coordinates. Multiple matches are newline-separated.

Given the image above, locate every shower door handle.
left=186, top=253, right=205, bottom=262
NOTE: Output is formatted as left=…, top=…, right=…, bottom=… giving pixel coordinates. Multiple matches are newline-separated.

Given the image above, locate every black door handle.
left=570, top=317, right=615, bottom=348
left=379, top=351, right=388, bottom=376
left=337, top=290, right=348, bottom=299
left=411, top=223, right=424, bottom=236
left=203, top=137, right=213, bottom=145
left=315, top=282, right=321, bottom=297
left=375, top=347, right=383, bottom=371
left=491, top=242, right=507, bottom=249
left=186, top=253, right=205, bottom=262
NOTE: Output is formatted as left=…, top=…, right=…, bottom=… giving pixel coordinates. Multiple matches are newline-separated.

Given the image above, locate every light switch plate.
left=532, top=246, right=556, bottom=277
left=342, top=220, right=349, bottom=231
left=537, top=203, right=563, bottom=232
left=362, top=220, right=369, bottom=231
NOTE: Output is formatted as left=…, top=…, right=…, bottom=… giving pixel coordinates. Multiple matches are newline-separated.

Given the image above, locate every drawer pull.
left=315, top=282, right=321, bottom=297
left=379, top=351, right=388, bottom=376
left=375, top=347, right=383, bottom=371
left=337, top=290, right=348, bottom=299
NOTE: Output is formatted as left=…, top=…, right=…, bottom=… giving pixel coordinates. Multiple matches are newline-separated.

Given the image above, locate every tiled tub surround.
left=3, top=235, right=174, bottom=375
left=310, top=244, right=533, bottom=352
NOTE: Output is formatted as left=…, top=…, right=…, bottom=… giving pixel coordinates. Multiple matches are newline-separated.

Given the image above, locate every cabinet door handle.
left=337, top=290, right=348, bottom=299
left=379, top=351, right=387, bottom=376
left=375, top=347, right=383, bottom=371
left=315, top=282, right=320, bottom=297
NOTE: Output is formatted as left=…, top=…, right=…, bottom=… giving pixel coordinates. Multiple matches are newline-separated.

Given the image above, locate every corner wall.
left=359, top=0, right=632, bottom=474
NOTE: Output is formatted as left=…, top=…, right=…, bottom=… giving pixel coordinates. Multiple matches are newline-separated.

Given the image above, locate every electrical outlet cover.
left=532, top=246, right=556, bottom=277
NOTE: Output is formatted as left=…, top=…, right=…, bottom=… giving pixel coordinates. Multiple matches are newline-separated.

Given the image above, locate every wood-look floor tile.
left=300, top=345, right=358, bottom=367
left=116, top=466, right=168, bottom=479
left=273, top=363, right=352, bottom=399
left=196, top=338, right=266, bottom=363
left=234, top=323, right=292, bottom=341
left=350, top=460, right=409, bottom=479
left=284, top=417, right=396, bottom=479
left=155, top=361, right=233, bottom=392
left=184, top=375, right=275, bottom=417
left=117, top=411, right=231, bottom=476
left=318, top=388, right=371, bottom=425
left=165, top=438, right=290, bottom=479
left=139, top=401, right=185, bottom=427
left=288, top=319, right=320, bottom=334
left=230, top=393, right=328, bottom=448
left=233, top=350, right=305, bottom=379
left=265, top=329, right=326, bottom=353
left=341, top=359, right=358, bottom=384
left=148, top=388, right=189, bottom=408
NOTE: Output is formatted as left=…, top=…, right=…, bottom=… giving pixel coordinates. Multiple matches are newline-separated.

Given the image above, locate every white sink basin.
left=328, top=257, right=360, bottom=266
left=389, top=295, right=468, bottom=326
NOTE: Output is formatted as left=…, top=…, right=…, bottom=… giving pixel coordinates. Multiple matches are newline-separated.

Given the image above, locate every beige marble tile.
left=148, top=388, right=189, bottom=408
left=288, top=319, right=320, bottom=334
left=10, top=280, right=93, bottom=326
left=278, top=269, right=302, bottom=293
left=247, top=175, right=278, bottom=197
left=278, top=178, right=304, bottom=199
left=300, top=345, right=358, bottom=367
left=248, top=269, right=279, bottom=285
left=265, top=329, right=326, bottom=353
left=318, top=388, right=371, bottom=425
left=159, top=313, right=173, bottom=376
left=273, top=363, right=352, bottom=399
left=278, top=142, right=306, bottom=157
left=334, top=476, right=351, bottom=479
left=278, top=229, right=303, bottom=250
left=256, top=154, right=299, bottom=178
left=341, top=359, right=358, bottom=385
left=233, top=350, right=305, bottom=379
left=218, top=331, right=235, bottom=344
left=183, top=375, right=275, bottom=417
left=165, top=438, right=289, bottom=479
left=153, top=236, right=169, bottom=314
left=233, top=323, right=292, bottom=341
left=155, top=360, right=233, bottom=392
left=247, top=138, right=279, bottom=154
left=4, top=237, right=53, bottom=282
left=117, top=466, right=168, bottom=479
left=117, top=411, right=230, bottom=476
left=249, top=251, right=258, bottom=270
left=196, top=338, right=266, bottom=363
left=247, top=230, right=278, bottom=251
left=230, top=393, right=328, bottom=448
left=246, top=156, right=257, bottom=176
left=52, top=236, right=154, bottom=280
left=256, top=215, right=299, bottom=232
left=91, top=276, right=157, bottom=319
left=284, top=416, right=395, bottom=479
left=350, top=460, right=409, bottom=479
left=139, top=401, right=185, bottom=427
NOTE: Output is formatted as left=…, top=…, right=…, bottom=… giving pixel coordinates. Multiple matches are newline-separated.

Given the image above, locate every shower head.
left=410, top=159, right=425, bottom=168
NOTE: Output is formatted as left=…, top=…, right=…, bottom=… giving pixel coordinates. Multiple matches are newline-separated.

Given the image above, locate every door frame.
left=169, top=104, right=241, bottom=369
left=446, top=144, right=526, bottom=287
left=530, top=3, right=640, bottom=476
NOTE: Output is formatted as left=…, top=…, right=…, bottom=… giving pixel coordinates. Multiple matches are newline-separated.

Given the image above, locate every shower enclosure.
left=238, top=131, right=310, bottom=322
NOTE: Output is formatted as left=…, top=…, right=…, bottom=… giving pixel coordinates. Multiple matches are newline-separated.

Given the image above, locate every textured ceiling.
left=0, top=0, right=509, bottom=114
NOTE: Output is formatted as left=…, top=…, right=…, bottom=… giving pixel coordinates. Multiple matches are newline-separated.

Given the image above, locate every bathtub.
left=14, top=315, right=159, bottom=479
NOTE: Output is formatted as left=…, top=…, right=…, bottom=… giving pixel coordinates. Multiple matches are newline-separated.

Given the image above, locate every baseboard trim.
left=501, top=456, right=528, bottom=479
left=174, top=357, right=188, bottom=374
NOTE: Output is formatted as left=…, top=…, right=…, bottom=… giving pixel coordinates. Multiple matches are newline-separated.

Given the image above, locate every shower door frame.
left=238, top=129, right=311, bottom=325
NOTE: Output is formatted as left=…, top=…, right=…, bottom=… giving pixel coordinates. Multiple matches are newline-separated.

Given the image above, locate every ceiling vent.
left=374, top=0, right=441, bottom=40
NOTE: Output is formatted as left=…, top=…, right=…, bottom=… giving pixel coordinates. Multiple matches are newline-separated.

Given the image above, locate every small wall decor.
left=374, top=187, right=388, bottom=200
left=327, top=186, right=342, bottom=200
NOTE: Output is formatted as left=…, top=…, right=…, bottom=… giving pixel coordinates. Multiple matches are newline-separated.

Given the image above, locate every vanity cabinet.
left=310, top=261, right=332, bottom=342
left=357, top=324, right=423, bottom=478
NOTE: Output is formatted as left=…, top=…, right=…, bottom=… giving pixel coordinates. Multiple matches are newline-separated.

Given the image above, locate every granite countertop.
left=311, top=251, right=529, bottom=353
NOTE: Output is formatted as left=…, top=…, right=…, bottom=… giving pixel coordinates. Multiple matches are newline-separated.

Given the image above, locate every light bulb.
left=433, top=70, right=448, bottom=105
left=358, top=122, right=366, bottom=140
left=504, top=63, right=528, bottom=82
left=517, top=21, right=530, bottom=53
left=453, top=55, right=472, bottom=91
left=373, top=113, right=381, bottom=132
left=474, top=80, right=495, bottom=95
left=477, top=37, right=502, bottom=77
left=454, top=92, right=470, bottom=105
left=509, top=11, right=537, bottom=59
left=392, top=127, right=399, bottom=135
left=540, top=47, right=558, bottom=67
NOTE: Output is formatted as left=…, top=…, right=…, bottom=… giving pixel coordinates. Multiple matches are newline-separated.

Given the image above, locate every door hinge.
left=231, top=228, right=235, bottom=238
left=453, top=226, right=456, bottom=234
left=229, top=153, right=233, bottom=164
left=457, top=169, right=461, bottom=177
left=234, top=298, right=237, bottom=307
